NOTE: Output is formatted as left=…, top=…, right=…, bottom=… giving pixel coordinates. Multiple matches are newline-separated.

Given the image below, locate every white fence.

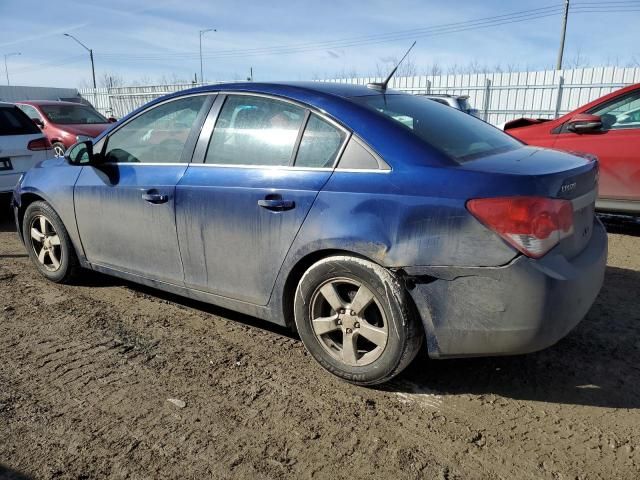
left=80, top=67, right=640, bottom=125
left=79, top=83, right=216, bottom=119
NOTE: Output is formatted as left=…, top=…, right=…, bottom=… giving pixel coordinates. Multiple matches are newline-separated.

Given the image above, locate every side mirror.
left=108, top=117, right=117, bottom=123
left=65, top=139, right=95, bottom=165
left=566, top=114, right=603, bottom=133
left=32, top=118, right=44, bottom=128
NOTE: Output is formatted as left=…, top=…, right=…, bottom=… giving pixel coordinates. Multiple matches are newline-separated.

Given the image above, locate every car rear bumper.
left=406, top=218, right=607, bottom=358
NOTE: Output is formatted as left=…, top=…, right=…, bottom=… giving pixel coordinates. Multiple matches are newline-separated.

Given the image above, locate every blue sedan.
left=12, top=82, right=607, bottom=385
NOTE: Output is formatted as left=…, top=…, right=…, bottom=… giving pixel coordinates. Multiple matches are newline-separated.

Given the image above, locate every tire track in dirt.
left=2, top=218, right=640, bottom=479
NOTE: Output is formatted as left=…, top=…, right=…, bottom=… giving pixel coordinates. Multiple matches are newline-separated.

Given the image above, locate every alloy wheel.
left=310, top=277, right=389, bottom=366
left=29, top=215, right=62, bottom=272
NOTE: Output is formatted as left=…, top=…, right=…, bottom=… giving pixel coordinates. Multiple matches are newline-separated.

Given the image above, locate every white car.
left=0, top=102, right=52, bottom=193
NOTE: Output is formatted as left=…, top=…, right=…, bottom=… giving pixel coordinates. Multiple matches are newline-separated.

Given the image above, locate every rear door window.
left=206, top=95, right=305, bottom=166
left=294, top=114, right=346, bottom=168
left=0, top=106, right=40, bottom=136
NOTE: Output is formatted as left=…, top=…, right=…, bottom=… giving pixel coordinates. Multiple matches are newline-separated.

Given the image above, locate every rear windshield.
left=40, top=105, right=107, bottom=125
left=0, top=106, right=41, bottom=136
left=351, top=94, right=522, bottom=162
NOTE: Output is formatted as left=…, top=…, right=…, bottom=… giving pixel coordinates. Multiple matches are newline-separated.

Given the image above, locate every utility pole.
left=556, top=0, right=570, bottom=70
left=64, top=33, right=96, bottom=88
left=199, top=28, right=216, bottom=84
left=3, top=52, right=21, bottom=86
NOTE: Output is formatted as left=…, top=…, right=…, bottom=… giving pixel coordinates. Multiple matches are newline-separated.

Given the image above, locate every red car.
left=505, top=84, right=640, bottom=214
left=15, top=101, right=115, bottom=158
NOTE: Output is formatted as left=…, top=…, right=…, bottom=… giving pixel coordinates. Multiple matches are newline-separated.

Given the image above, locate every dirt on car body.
left=1, top=206, right=639, bottom=479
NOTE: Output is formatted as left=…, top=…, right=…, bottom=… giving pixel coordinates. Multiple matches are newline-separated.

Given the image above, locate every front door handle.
left=142, top=190, right=169, bottom=204
left=258, top=196, right=295, bottom=211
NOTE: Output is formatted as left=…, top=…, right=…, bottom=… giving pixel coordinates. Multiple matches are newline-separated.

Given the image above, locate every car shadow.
left=0, top=195, right=16, bottom=233
left=122, top=265, right=640, bottom=409
left=119, top=280, right=298, bottom=340
left=388, top=265, right=640, bottom=409
left=599, top=213, right=640, bottom=237
left=0, top=465, right=34, bottom=480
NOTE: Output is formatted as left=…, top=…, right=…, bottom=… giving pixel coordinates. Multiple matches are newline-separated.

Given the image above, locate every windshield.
left=40, top=105, right=108, bottom=125
left=351, top=94, right=522, bottom=162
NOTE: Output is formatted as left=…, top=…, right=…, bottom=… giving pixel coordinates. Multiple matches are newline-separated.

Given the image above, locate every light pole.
left=4, top=52, right=21, bottom=86
left=556, top=0, right=570, bottom=70
left=199, top=28, right=216, bottom=84
left=64, top=33, right=96, bottom=88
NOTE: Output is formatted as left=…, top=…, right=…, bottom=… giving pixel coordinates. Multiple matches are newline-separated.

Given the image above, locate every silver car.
left=421, top=94, right=481, bottom=118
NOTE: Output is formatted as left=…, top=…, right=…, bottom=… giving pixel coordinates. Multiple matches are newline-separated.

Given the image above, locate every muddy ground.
left=1, top=198, right=639, bottom=480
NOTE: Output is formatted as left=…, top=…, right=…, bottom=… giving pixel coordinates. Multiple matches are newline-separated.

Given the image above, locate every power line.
left=9, top=54, right=86, bottom=75
left=98, top=5, right=569, bottom=60
left=11, top=4, right=640, bottom=74
left=95, top=3, right=640, bottom=63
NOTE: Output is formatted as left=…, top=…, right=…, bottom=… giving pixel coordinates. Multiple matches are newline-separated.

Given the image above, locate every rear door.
left=74, top=94, right=212, bottom=284
left=552, top=88, right=640, bottom=202
left=0, top=105, right=49, bottom=192
left=176, top=94, right=348, bottom=305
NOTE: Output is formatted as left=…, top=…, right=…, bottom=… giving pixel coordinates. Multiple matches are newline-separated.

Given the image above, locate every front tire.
left=22, top=201, right=80, bottom=283
left=294, top=255, right=423, bottom=385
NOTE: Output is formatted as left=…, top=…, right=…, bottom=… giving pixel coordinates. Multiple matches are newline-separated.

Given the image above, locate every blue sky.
left=1, top=0, right=639, bottom=88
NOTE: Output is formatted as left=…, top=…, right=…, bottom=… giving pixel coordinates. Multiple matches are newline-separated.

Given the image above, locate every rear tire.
left=294, top=255, right=423, bottom=385
left=22, top=201, right=80, bottom=283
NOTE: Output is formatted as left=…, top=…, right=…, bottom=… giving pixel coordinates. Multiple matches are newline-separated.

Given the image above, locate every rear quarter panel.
left=282, top=165, right=521, bottom=271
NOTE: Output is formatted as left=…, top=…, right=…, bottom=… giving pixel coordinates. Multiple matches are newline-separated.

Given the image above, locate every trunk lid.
left=463, top=146, right=599, bottom=258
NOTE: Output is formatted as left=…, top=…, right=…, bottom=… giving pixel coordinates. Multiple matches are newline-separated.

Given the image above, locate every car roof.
left=179, top=81, right=406, bottom=99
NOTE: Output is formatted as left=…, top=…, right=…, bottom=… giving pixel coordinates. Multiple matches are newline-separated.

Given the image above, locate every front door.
left=176, top=94, right=348, bottom=305
left=74, top=94, right=211, bottom=284
left=553, top=89, right=640, bottom=202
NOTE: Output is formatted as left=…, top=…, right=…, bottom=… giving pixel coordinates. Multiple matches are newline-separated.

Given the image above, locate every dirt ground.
left=1, top=198, right=639, bottom=480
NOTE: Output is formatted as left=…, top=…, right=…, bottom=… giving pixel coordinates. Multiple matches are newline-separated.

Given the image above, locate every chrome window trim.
left=105, top=92, right=214, bottom=134
left=201, top=92, right=352, bottom=171
left=221, top=91, right=350, bottom=137
left=98, top=90, right=391, bottom=173
left=101, top=162, right=187, bottom=167
left=99, top=92, right=215, bottom=164
left=95, top=161, right=390, bottom=174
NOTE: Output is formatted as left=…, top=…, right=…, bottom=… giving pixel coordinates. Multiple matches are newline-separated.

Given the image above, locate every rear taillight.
left=467, top=196, right=574, bottom=258
left=27, top=137, right=52, bottom=151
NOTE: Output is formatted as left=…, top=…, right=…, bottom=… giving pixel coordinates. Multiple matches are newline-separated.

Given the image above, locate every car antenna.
left=367, top=41, right=416, bottom=92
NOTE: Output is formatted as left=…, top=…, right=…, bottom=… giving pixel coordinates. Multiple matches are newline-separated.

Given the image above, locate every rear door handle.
left=142, top=190, right=169, bottom=204
left=258, top=198, right=295, bottom=211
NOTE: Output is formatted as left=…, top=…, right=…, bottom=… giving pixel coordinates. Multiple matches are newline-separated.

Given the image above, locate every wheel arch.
left=15, top=192, right=48, bottom=241
left=281, top=248, right=387, bottom=331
